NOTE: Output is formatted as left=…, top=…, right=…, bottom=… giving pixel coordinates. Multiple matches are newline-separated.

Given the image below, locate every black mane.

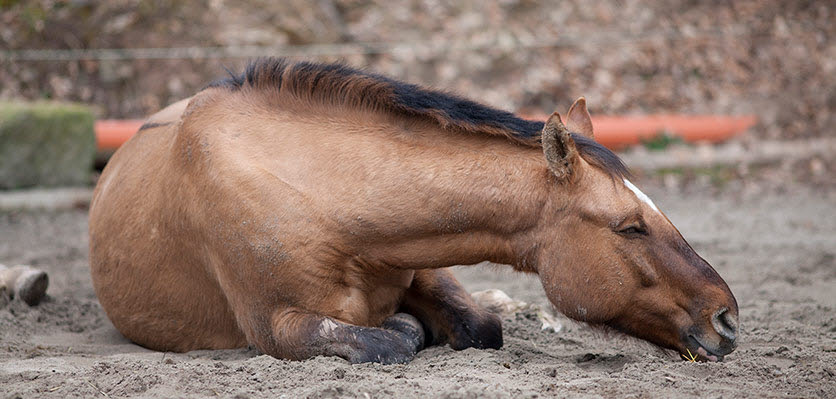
left=208, top=58, right=628, bottom=179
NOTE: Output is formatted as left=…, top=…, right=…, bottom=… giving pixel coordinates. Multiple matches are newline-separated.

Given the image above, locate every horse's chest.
left=330, top=268, right=414, bottom=326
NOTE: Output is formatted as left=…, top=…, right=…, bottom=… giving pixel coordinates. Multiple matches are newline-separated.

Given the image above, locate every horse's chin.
left=679, top=334, right=734, bottom=362
left=611, top=326, right=730, bottom=362
left=581, top=318, right=735, bottom=363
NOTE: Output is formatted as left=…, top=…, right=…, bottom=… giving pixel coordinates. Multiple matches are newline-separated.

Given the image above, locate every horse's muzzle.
left=711, top=307, right=738, bottom=343
left=683, top=307, right=738, bottom=362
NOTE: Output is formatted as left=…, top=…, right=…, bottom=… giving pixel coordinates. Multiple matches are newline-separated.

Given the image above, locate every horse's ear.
left=542, top=112, right=580, bottom=182
left=566, top=97, right=594, bottom=139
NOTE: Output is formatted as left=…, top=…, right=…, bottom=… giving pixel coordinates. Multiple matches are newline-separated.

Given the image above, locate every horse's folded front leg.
left=401, top=268, right=503, bottom=350
left=269, top=309, right=425, bottom=364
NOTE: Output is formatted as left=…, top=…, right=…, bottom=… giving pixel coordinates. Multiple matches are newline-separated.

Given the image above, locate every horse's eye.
left=617, top=224, right=647, bottom=236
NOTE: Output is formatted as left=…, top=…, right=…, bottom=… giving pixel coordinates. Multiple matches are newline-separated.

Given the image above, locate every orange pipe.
left=588, top=115, right=756, bottom=149
left=94, top=115, right=756, bottom=151
left=95, top=119, right=144, bottom=151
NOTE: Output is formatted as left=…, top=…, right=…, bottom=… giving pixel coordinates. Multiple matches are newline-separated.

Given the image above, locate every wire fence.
left=0, top=27, right=747, bottom=62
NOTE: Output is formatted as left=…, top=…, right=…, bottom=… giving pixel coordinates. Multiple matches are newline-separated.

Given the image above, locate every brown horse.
left=89, top=58, right=738, bottom=364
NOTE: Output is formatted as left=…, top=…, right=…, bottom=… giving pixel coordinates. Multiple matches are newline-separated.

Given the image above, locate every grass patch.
left=654, top=165, right=738, bottom=188
left=641, top=131, right=686, bottom=151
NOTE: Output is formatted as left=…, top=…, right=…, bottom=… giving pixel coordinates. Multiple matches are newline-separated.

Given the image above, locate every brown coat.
left=89, top=59, right=738, bottom=363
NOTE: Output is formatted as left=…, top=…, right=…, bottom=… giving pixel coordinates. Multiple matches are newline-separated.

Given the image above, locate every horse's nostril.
left=711, top=308, right=738, bottom=343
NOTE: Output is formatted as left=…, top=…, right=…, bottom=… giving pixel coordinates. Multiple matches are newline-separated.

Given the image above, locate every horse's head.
left=534, top=98, right=738, bottom=361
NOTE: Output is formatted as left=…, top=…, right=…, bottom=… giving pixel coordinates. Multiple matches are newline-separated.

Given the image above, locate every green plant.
left=0, top=101, right=96, bottom=189
left=641, top=131, right=685, bottom=151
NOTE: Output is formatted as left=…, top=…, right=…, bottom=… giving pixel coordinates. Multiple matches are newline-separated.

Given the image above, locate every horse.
left=89, top=58, right=738, bottom=364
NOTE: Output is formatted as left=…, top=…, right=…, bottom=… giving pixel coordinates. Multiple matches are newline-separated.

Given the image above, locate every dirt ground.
left=1, top=181, right=834, bottom=398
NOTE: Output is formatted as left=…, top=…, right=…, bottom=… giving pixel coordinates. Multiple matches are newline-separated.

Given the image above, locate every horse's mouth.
left=682, top=335, right=726, bottom=362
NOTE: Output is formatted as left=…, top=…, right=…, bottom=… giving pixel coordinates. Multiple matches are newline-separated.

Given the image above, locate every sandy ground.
left=1, top=182, right=834, bottom=398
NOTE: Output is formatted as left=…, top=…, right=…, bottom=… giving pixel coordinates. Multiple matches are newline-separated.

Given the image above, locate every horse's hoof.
left=345, top=315, right=425, bottom=364
left=449, top=309, right=503, bottom=351
left=382, top=312, right=425, bottom=352
left=14, top=269, right=49, bottom=306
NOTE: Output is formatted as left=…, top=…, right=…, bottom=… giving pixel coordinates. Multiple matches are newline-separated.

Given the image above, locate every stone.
left=0, top=264, right=49, bottom=306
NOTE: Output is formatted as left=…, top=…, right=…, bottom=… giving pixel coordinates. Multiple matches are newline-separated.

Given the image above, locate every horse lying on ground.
left=89, top=58, right=738, bottom=364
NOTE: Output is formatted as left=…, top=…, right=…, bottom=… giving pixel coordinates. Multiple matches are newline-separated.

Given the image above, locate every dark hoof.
left=344, top=313, right=425, bottom=364
left=382, top=313, right=425, bottom=352
left=449, top=311, right=503, bottom=351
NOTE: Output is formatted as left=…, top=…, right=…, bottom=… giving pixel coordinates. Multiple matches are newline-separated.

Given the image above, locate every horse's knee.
left=401, top=270, right=503, bottom=351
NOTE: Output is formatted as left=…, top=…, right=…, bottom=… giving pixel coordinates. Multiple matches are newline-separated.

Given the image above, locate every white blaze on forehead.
left=623, top=178, right=660, bottom=214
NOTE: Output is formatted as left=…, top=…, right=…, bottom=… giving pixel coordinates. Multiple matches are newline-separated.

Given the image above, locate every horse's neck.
left=354, top=121, right=550, bottom=272
left=219, top=98, right=551, bottom=271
